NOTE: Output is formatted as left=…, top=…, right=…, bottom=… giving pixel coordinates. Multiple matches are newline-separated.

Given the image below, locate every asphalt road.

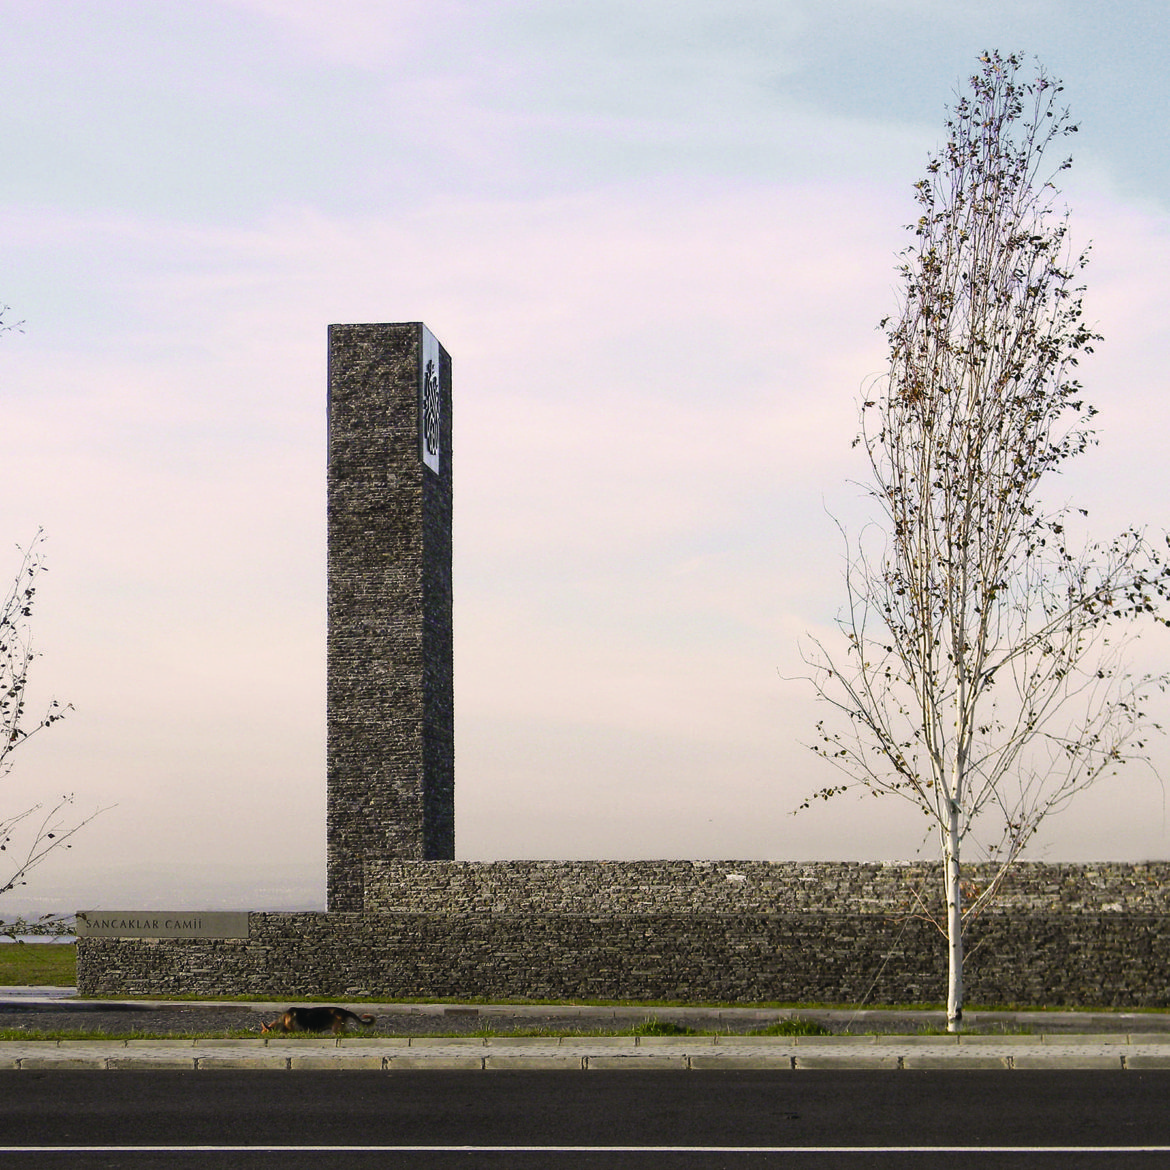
left=1, top=1070, right=1169, bottom=1169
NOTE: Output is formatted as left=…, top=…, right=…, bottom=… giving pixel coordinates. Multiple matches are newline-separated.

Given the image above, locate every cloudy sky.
left=3, top=1, right=1169, bottom=914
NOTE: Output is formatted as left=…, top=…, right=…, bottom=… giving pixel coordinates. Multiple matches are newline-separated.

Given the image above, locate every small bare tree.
left=799, top=52, right=1170, bottom=1030
left=0, top=533, right=99, bottom=903
left=1, top=311, right=102, bottom=924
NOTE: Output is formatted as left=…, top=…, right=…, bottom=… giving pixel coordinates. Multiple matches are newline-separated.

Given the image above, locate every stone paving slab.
left=1012, top=1053, right=1125, bottom=1070
left=108, top=1054, right=205, bottom=1070
left=955, top=1033, right=1036, bottom=1045
left=194, top=1053, right=293, bottom=1070
left=902, top=1053, right=1012, bottom=1070
left=383, top=1054, right=487, bottom=1070
left=18, top=1056, right=109, bottom=1070
left=289, top=1054, right=386, bottom=1070
left=483, top=1054, right=585, bottom=1070
left=794, top=1053, right=901, bottom=1070
left=1124, top=1054, right=1170, bottom=1069
left=790, top=1034, right=877, bottom=1045
left=395, top=1036, right=486, bottom=1047
left=875, top=1034, right=958, bottom=1046
left=688, top=1053, right=795, bottom=1070
left=585, top=1053, right=689, bottom=1070
left=637, top=1035, right=717, bottom=1047
left=1041, top=1032, right=1129, bottom=1045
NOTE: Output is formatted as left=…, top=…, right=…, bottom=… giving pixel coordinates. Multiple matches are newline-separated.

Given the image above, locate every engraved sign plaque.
left=75, top=911, right=249, bottom=939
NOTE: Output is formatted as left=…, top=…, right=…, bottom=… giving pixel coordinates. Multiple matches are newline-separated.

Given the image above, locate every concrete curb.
left=5, top=991, right=1170, bottom=1069
left=3, top=1035, right=1170, bottom=1070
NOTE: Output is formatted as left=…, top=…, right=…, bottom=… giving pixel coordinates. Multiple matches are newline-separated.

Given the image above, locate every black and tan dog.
left=261, top=1007, right=376, bottom=1034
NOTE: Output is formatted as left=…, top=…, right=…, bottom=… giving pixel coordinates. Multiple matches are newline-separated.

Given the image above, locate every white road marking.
left=2, top=1146, right=1170, bottom=1155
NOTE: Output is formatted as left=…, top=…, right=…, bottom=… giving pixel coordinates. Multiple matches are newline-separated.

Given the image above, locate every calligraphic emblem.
left=420, top=327, right=441, bottom=474
left=423, top=359, right=440, bottom=458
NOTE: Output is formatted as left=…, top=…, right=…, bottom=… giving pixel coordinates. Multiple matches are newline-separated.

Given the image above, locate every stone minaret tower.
left=326, top=322, right=454, bottom=912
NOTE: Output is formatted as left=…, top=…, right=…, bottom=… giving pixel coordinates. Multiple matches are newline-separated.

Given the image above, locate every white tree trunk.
left=944, top=814, right=964, bottom=1032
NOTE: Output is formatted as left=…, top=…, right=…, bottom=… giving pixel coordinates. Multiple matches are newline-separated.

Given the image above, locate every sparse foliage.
left=0, top=912, right=76, bottom=941
left=0, top=532, right=99, bottom=899
left=799, top=53, right=1170, bottom=1029
left=0, top=310, right=103, bottom=903
left=0, top=302, right=22, bottom=340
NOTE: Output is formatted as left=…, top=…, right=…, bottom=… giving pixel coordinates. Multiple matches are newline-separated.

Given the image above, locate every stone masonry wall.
left=326, top=323, right=454, bottom=912
left=364, top=859, right=1170, bottom=916
left=76, top=862, right=1170, bottom=1006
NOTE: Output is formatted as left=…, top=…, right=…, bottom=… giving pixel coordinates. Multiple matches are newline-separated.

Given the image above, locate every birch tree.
left=800, top=52, right=1170, bottom=1030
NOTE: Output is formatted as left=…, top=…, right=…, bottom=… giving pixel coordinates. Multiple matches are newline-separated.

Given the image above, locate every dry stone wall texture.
left=77, top=861, right=1170, bottom=1005
left=326, top=323, right=454, bottom=911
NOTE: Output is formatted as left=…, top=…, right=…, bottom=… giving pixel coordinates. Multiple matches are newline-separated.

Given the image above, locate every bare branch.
left=0, top=530, right=106, bottom=902
left=797, top=52, right=1168, bottom=1029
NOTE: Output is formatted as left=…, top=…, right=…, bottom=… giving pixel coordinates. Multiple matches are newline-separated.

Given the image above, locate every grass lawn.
left=0, top=943, right=76, bottom=986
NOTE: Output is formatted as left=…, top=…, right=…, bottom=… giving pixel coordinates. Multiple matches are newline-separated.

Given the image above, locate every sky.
left=3, top=1, right=1170, bottom=914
